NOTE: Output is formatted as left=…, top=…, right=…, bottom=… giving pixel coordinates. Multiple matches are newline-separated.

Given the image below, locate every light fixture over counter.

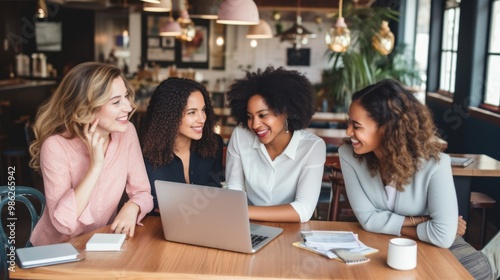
left=246, top=19, right=273, bottom=39
left=217, top=0, right=259, bottom=25
left=325, top=0, right=351, bottom=53
left=143, top=0, right=172, bottom=12
left=189, top=0, right=219, bottom=19
left=37, top=0, right=48, bottom=19
left=279, top=0, right=317, bottom=49
left=372, top=20, right=395, bottom=55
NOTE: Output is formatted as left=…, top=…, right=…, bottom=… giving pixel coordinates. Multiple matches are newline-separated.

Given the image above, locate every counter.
left=0, top=78, right=57, bottom=121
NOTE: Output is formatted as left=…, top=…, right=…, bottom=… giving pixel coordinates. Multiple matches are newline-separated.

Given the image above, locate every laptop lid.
left=154, top=180, right=283, bottom=253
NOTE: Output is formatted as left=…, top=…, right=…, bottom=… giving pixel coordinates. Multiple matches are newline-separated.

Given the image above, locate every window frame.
left=481, top=0, right=500, bottom=112
left=438, top=2, right=460, bottom=95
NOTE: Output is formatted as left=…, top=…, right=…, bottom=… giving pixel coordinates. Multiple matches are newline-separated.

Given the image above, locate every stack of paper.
left=302, top=231, right=361, bottom=250
left=293, top=230, right=378, bottom=260
left=86, top=233, right=126, bottom=251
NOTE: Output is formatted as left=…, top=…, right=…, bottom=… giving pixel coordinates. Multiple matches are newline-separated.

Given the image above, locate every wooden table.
left=311, top=112, right=348, bottom=123
left=449, top=154, right=500, bottom=221
left=216, top=126, right=349, bottom=147
left=10, top=216, right=471, bottom=279
left=213, top=110, right=349, bottom=126
left=306, top=127, right=348, bottom=147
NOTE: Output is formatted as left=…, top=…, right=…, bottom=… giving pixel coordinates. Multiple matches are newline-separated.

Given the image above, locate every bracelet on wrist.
left=409, top=216, right=416, bottom=226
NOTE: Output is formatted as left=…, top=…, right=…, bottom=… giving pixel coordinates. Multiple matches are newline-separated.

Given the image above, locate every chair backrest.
left=328, top=162, right=354, bottom=221
left=0, top=186, right=45, bottom=248
left=1, top=233, right=7, bottom=280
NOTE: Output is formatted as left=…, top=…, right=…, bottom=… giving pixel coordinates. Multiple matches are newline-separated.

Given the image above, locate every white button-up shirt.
left=226, top=126, right=326, bottom=222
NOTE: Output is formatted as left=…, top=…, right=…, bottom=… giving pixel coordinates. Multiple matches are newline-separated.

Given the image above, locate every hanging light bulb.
left=325, top=0, right=351, bottom=53
left=372, top=20, right=395, bottom=55
left=176, top=10, right=196, bottom=41
left=37, top=0, right=48, bottom=19
left=250, top=39, right=257, bottom=48
left=216, top=36, right=225, bottom=46
left=280, top=0, right=316, bottom=49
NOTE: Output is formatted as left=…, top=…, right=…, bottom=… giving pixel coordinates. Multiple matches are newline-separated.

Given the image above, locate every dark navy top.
left=145, top=134, right=225, bottom=215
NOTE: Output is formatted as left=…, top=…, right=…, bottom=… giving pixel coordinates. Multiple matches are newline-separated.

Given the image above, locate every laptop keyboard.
left=251, top=234, right=269, bottom=247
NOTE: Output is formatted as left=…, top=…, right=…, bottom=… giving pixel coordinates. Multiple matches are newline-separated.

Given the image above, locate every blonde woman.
left=29, top=62, right=153, bottom=246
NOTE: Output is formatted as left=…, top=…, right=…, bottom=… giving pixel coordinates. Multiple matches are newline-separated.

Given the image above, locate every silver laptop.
left=155, top=180, right=283, bottom=253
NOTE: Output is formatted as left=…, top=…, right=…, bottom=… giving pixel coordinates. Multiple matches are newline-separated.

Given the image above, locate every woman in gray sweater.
left=339, top=79, right=498, bottom=280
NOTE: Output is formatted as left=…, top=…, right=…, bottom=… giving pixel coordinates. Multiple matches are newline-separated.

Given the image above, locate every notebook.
left=450, top=156, right=474, bottom=167
left=154, top=180, right=283, bottom=253
left=86, top=233, right=126, bottom=251
left=16, top=243, right=83, bottom=268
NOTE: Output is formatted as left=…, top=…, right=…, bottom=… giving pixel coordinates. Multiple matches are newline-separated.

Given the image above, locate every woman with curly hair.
left=29, top=62, right=153, bottom=246
left=339, top=79, right=499, bottom=279
left=140, top=77, right=224, bottom=215
left=225, top=66, right=326, bottom=223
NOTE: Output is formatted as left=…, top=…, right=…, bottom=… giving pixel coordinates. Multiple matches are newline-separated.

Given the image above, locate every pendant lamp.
left=37, top=0, right=48, bottom=18
left=372, top=20, right=395, bottom=55
left=177, top=10, right=196, bottom=41
left=143, top=0, right=172, bottom=12
left=217, top=0, right=259, bottom=25
left=189, top=0, right=219, bottom=19
left=279, top=0, right=316, bottom=49
left=160, top=12, right=182, bottom=37
left=246, top=19, right=273, bottom=39
left=325, top=0, right=351, bottom=53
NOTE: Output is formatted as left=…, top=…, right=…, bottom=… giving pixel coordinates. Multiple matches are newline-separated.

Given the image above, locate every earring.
left=284, top=119, right=289, bottom=134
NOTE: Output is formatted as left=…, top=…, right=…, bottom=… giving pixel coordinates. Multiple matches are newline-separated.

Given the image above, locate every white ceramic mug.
left=387, top=238, right=417, bottom=270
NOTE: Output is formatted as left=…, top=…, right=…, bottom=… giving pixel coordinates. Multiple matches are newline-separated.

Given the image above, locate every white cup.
left=387, top=238, right=417, bottom=270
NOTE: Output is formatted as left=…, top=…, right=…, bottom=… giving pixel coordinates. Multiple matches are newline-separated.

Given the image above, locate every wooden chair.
left=0, top=233, right=6, bottom=280
left=326, top=162, right=355, bottom=221
left=469, top=191, right=496, bottom=248
left=314, top=154, right=339, bottom=220
left=0, top=186, right=46, bottom=248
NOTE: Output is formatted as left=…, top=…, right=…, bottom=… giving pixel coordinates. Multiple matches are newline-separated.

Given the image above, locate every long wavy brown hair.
left=351, top=79, right=442, bottom=191
left=29, top=62, right=136, bottom=171
left=140, top=77, right=219, bottom=167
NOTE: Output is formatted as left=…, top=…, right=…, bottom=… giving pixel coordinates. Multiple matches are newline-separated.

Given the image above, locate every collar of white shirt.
left=250, top=129, right=304, bottom=161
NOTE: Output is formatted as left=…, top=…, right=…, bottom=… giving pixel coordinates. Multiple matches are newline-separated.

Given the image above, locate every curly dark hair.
left=140, top=77, right=219, bottom=166
left=351, top=79, right=442, bottom=191
left=226, top=66, right=315, bottom=131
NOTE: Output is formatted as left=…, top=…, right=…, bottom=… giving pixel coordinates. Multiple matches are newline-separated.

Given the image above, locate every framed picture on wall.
left=162, top=37, right=175, bottom=48
left=176, top=18, right=209, bottom=69
left=142, top=14, right=210, bottom=68
left=287, top=48, right=310, bottom=66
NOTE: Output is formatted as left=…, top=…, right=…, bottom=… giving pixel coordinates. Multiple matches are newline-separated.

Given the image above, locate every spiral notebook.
left=330, top=249, right=370, bottom=265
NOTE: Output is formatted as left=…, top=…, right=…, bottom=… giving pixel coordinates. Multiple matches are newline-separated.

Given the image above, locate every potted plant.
left=319, top=2, right=421, bottom=112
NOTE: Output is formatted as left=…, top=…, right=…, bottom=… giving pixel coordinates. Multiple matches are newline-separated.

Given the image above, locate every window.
left=484, top=0, right=500, bottom=107
left=439, top=1, right=460, bottom=94
left=414, top=0, right=431, bottom=94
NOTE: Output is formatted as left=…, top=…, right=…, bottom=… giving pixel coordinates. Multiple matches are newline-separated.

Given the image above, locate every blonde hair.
left=29, top=62, right=136, bottom=170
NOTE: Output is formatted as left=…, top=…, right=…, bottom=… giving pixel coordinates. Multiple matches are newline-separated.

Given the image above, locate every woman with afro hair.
left=225, top=66, right=326, bottom=223
left=140, top=77, right=224, bottom=215
left=339, top=79, right=499, bottom=279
